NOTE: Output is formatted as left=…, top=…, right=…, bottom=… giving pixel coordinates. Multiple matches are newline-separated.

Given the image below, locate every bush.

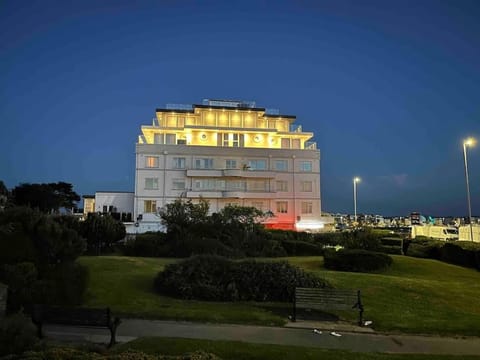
left=324, top=249, right=393, bottom=272
left=154, top=255, right=328, bottom=302
left=122, top=233, right=170, bottom=257
left=439, top=242, right=480, bottom=270
left=0, top=312, right=38, bottom=357
left=281, top=240, right=322, bottom=256
left=45, top=262, right=89, bottom=306
left=405, top=238, right=444, bottom=259
left=379, top=237, right=404, bottom=255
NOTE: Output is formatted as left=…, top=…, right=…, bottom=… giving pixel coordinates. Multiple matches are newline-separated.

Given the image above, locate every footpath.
left=43, top=318, right=480, bottom=356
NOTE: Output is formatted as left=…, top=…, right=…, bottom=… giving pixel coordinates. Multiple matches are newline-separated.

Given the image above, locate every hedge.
left=154, top=255, right=328, bottom=302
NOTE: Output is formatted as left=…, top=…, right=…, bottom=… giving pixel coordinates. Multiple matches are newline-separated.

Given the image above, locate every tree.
left=0, top=180, right=8, bottom=210
left=0, top=206, right=86, bottom=268
left=80, top=213, right=126, bottom=255
left=159, top=198, right=211, bottom=256
left=11, top=182, right=80, bottom=213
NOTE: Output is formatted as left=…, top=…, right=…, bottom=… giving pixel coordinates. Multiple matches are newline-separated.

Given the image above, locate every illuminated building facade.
left=134, top=99, right=323, bottom=231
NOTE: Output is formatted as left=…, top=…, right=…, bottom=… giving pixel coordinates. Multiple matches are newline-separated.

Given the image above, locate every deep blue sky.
left=1, top=0, right=479, bottom=216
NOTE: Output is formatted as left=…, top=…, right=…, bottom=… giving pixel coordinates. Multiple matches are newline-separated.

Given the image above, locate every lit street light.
left=463, top=137, right=475, bottom=241
left=353, top=177, right=361, bottom=224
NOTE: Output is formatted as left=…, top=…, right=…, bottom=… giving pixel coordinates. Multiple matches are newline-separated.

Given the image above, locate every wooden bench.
left=293, top=287, right=364, bottom=325
left=32, top=305, right=121, bottom=347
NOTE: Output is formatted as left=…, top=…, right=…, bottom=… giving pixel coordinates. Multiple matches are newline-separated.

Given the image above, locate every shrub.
left=281, top=240, right=322, bottom=256
left=324, top=249, right=393, bottom=272
left=154, top=255, right=328, bottom=302
left=0, top=312, right=38, bottom=357
left=379, top=237, right=404, bottom=255
left=405, top=238, right=444, bottom=259
left=45, top=262, right=89, bottom=306
left=122, top=233, right=170, bottom=257
left=439, top=242, right=480, bottom=270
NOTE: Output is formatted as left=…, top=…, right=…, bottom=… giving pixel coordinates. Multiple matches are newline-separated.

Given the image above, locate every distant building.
left=134, top=99, right=324, bottom=231
left=82, top=191, right=134, bottom=222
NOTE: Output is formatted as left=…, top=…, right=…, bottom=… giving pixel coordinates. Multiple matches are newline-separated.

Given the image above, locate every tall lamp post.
left=353, top=177, right=361, bottom=225
left=463, top=138, right=475, bottom=241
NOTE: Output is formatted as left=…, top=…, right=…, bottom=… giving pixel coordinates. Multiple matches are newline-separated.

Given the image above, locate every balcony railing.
left=305, top=141, right=317, bottom=150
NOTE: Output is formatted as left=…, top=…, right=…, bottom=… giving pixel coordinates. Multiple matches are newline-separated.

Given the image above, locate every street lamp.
left=353, top=177, right=361, bottom=225
left=463, top=138, right=476, bottom=241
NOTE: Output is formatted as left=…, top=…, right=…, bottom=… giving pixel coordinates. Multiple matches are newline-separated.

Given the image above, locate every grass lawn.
left=78, top=255, right=480, bottom=336
left=114, top=337, right=480, bottom=360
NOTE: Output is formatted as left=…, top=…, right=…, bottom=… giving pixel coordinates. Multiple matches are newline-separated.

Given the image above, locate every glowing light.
left=464, top=137, right=476, bottom=147
left=354, top=177, right=361, bottom=183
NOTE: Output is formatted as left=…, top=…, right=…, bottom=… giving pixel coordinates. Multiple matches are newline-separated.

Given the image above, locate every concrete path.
left=43, top=319, right=480, bottom=356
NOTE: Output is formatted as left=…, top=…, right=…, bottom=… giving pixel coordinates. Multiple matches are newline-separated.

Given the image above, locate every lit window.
left=145, top=177, right=158, bottom=190
left=223, top=133, right=229, bottom=147
left=145, top=156, right=159, bottom=168
left=248, top=159, right=267, bottom=170
left=232, top=133, right=239, bottom=147
left=301, top=202, right=313, bottom=214
left=173, top=157, right=186, bottom=169
left=195, top=158, right=214, bottom=169
left=172, top=179, right=185, bottom=190
left=301, top=181, right=313, bottom=192
left=226, top=159, right=237, bottom=169
left=276, top=201, right=288, bottom=214
left=144, top=200, right=157, bottom=213
left=276, top=181, right=288, bottom=192
left=300, top=161, right=312, bottom=172
left=275, top=160, right=288, bottom=171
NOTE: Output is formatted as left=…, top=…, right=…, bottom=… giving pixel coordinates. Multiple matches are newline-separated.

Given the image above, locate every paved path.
left=44, top=319, right=480, bottom=356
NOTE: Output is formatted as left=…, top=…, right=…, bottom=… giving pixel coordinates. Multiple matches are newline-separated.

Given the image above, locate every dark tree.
left=11, top=182, right=80, bottom=213
left=80, top=213, right=126, bottom=255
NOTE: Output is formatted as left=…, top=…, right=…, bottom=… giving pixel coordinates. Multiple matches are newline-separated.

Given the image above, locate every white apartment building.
left=134, top=99, right=324, bottom=231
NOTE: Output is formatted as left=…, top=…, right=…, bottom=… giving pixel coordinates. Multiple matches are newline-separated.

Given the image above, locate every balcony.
left=186, top=169, right=223, bottom=177
left=223, top=169, right=276, bottom=178
left=305, top=141, right=317, bottom=150
left=222, top=191, right=276, bottom=199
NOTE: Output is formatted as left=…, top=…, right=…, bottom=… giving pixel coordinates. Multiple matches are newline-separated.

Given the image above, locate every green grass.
left=114, top=337, right=480, bottom=360
left=78, top=255, right=480, bottom=336
left=78, top=256, right=285, bottom=325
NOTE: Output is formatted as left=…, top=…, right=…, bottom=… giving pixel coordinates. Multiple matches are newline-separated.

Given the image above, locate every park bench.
left=32, top=304, right=121, bottom=347
left=293, top=287, right=364, bottom=326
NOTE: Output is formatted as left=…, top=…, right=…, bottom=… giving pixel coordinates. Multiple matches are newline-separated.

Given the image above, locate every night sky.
left=1, top=0, right=479, bottom=217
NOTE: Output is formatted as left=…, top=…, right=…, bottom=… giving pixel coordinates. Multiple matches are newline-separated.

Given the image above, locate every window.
left=249, top=180, right=267, bottom=191
left=145, top=177, right=158, bottom=190
left=300, top=161, right=312, bottom=172
left=276, top=180, right=288, bottom=192
left=226, top=159, right=237, bottom=169
left=145, top=156, right=158, bottom=168
left=248, top=159, right=267, bottom=170
left=300, top=181, right=313, bottom=192
left=165, top=133, right=176, bottom=144
left=292, top=139, right=301, bottom=149
left=252, top=201, right=264, bottom=211
left=275, top=160, right=288, bottom=171
left=173, top=157, right=186, bottom=169
left=232, top=133, right=239, bottom=147
left=144, top=200, right=157, bottom=213
left=227, top=180, right=246, bottom=191
left=172, top=178, right=185, bottom=190
left=194, top=179, right=224, bottom=191
left=195, top=158, right=214, bottom=169
left=276, top=201, right=288, bottom=214
left=281, top=138, right=290, bottom=148
left=301, top=202, right=313, bottom=214
left=223, top=133, right=229, bottom=147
